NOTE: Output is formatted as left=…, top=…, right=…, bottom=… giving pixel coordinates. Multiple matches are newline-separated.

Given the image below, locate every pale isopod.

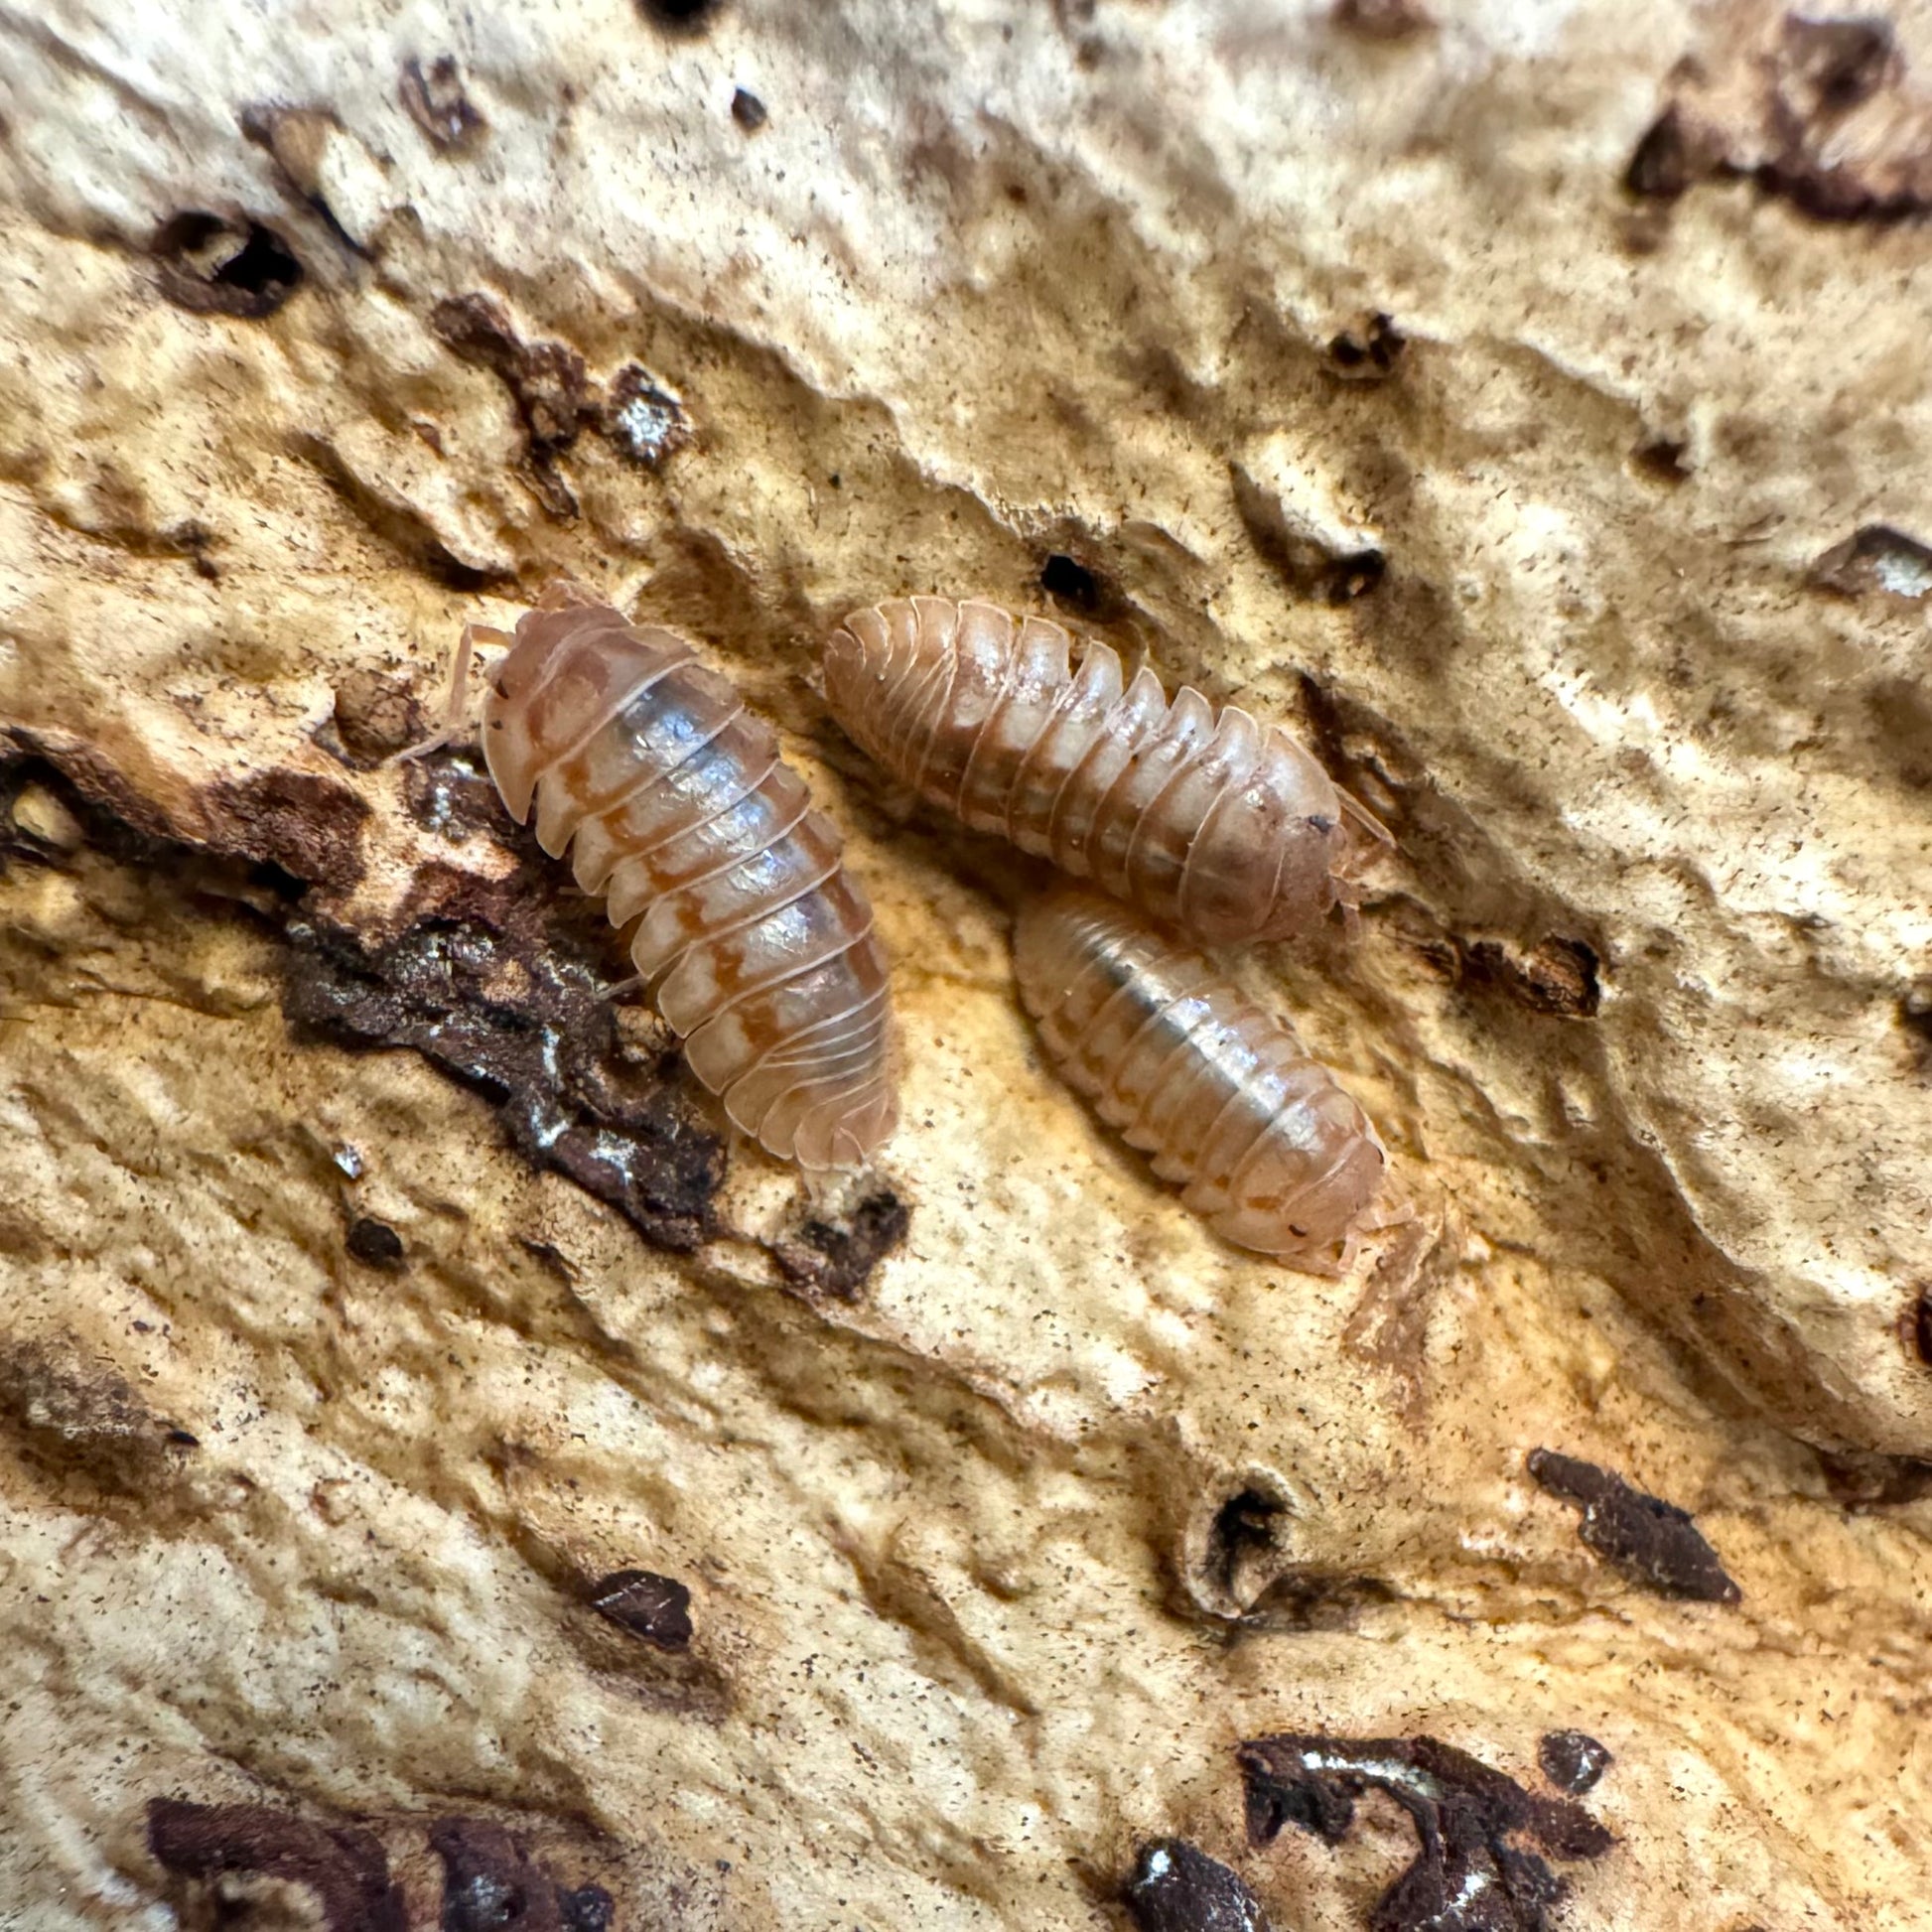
left=1013, top=889, right=1384, bottom=1267
left=457, top=590, right=898, bottom=1170
left=824, top=597, right=1387, bottom=945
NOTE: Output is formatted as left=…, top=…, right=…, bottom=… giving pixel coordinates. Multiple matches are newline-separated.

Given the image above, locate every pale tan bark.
left=2, top=3, right=1929, bottom=1926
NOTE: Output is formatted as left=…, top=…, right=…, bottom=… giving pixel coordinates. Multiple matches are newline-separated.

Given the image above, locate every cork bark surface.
left=2, top=2, right=1929, bottom=1927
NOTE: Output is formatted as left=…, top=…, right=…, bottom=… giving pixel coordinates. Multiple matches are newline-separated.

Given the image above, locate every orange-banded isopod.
left=472, top=593, right=897, bottom=1170
left=824, top=597, right=1387, bottom=945
left=1013, top=889, right=1384, bottom=1267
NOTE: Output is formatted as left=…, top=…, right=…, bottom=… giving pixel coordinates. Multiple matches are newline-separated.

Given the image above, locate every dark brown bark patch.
left=281, top=863, right=723, bottom=1253
left=0, top=1338, right=198, bottom=1497
left=430, top=293, right=594, bottom=517
left=1238, top=1733, right=1612, bottom=1932
left=205, top=767, right=370, bottom=894
left=431, top=1817, right=614, bottom=1932
left=147, top=1799, right=407, bottom=1932
left=431, top=294, right=690, bottom=513
left=771, top=1186, right=909, bottom=1300
left=1125, top=1839, right=1273, bottom=1932
left=1625, top=12, right=1932, bottom=222
left=1537, top=1729, right=1612, bottom=1796
left=400, top=56, right=486, bottom=151
left=591, top=1569, right=695, bottom=1651
left=1528, top=1448, right=1741, bottom=1602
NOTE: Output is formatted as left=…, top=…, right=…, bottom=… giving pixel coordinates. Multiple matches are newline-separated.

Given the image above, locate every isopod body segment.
left=1013, top=889, right=1384, bottom=1265
left=824, top=597, right=1384, bottom=946
left=479, top=596, right=897, bottom=1170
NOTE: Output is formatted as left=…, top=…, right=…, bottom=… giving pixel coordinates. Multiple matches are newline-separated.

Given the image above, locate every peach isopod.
left=1013, top=889, right=1383, bottom=1266
left=471, top=593, right=897, bottom=1170
left=825, top=597, right=1386, bottom=945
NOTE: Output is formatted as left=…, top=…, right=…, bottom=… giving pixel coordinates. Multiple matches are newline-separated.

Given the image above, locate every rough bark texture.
left=2, top=3, right=1929, bottom=1928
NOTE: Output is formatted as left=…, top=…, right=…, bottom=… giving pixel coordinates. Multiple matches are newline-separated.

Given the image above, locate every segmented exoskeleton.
left=824, top=597, right=1387, bottom=945
left=459, top=589, right=897, bottom=1170
left=1013, top=889, right=1384, bottom=1267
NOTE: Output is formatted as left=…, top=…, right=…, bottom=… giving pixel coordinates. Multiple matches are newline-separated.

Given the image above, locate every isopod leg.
left=1338, top=786, right=1394, bottom=852
left=1328, top=788, right=1393, bottom=937
left=1361, top=1200, right=1417, bottom=1238
left=1334, top=888, right=1363, bottom=945
left=392, top=622, right=515, bottom=763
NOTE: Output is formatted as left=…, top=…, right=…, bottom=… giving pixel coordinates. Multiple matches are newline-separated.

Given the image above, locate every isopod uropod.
left=824, top=597, right=1387, bottom=946
left=1013, top=889, right=1385, bottom=1268
left=459, top=589, right=898, bottom=1170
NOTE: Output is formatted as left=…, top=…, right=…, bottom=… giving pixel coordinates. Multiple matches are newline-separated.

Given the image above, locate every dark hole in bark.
left=1207, top=1487, right=1285, bottom=1598
left=1900, top=980, right=1932, bottom=1049
left=328, top=669, right=424, bottom=766
left=1327, top=548, right=1385, bottom=602
left=1780, top=15, right=1893, bottom=115
left=1811, top=525, right=1932, bottom=599
left=1040, top=552, right=1105, bottom=612
left=1461, top=934, right=1602, bottom=1019
left=399, top=55, right=486, bottom=151
left=1816, top=1447, right=1932, bottom=1509
left=1327, top=311, right=1406, bottom=372
left=1333, top=0, right=1433, bottom=41
left=345, top=1217, right=405, bottom=1268
left=640, top=0, right=721, bottom=27
left=153, top=211, right=304, bottom=318
left=1624, top=107, right=1698, bottom=200
left=731, top=86, right=767, bottom=131
left=1632, top=438, right=1691, bottom=483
